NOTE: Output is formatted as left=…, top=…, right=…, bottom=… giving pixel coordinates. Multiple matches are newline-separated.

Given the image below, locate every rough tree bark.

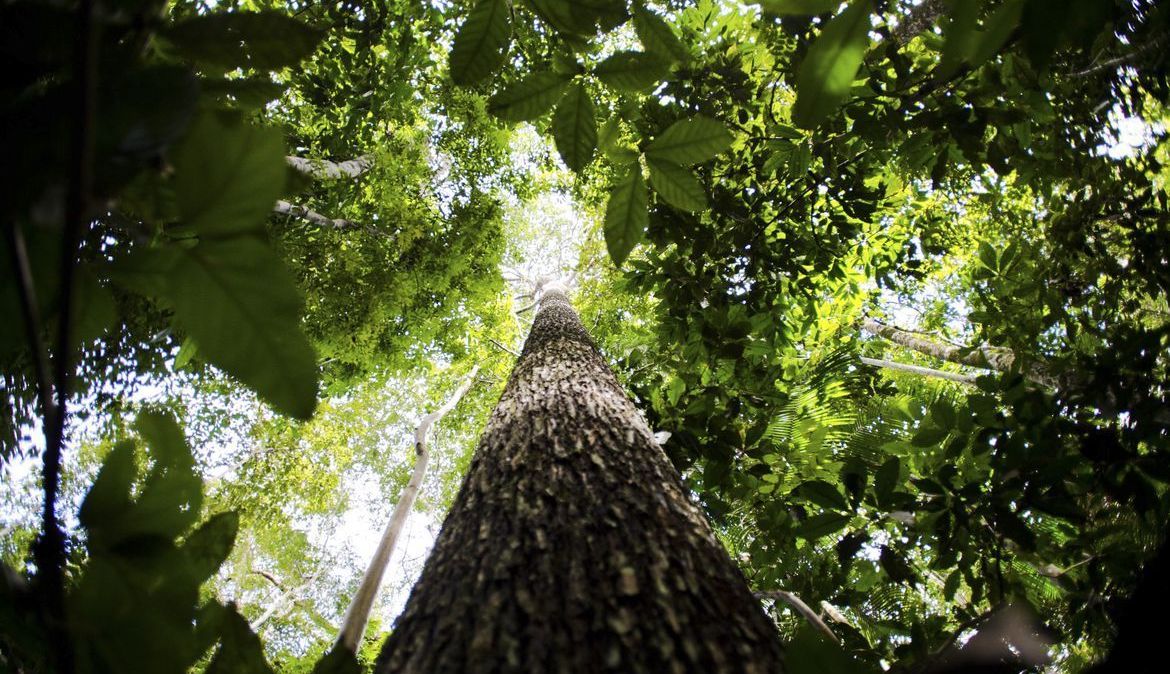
left=375, top=283, right=784, bottom=673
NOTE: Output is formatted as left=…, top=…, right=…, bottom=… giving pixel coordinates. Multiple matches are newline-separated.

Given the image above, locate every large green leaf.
left=206, top=604, right=275, bottom=674
left=756, top=0, right=842, bottom=15
left=488, top=72, right=572, bottom=121
left=593, top=51, right=670, bottom=92
left=449, top=0, right=512, bottom=86
left=603, top=163, right=648, bottom=266
left=168, top=238, right=319, bottom=420
left=182, top=512, right=239, bottom=583
left=172, top=113, right=286, bottom=238
left=552, top=83, right=597, bottom=172
left=78, top=440, right=137, bottom=536
left=791, top=0, right=873, bottom=129
left=644, top=116, right=733, bottom=166
left=795, top=512, right=852, bottom=540
left=646, top=157, right=707, bottom=211
left=786, top=625, right=881, bottom=674
left=632, top=7, right=688, bottom=62
left=163, top=11, right=323, bottom=71
left=797, top=480, right=850, bottom=511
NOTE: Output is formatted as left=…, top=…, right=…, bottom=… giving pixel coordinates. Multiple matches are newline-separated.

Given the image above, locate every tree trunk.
left=375, top=284, right=784, bottom=674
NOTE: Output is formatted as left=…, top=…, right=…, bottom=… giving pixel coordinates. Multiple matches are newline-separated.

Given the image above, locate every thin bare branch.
left=755, top=590, right=840, bottom=644
left=860, top=356, right=980, bottom=386
left=335, top=365, right=481, bottom=653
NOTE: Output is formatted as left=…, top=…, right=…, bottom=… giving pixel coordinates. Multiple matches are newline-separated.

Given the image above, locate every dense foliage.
left=2, top=0, right=1168, bottom=672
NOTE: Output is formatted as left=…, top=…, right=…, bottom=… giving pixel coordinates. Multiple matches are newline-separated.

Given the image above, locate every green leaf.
left=310, top=647, right=363, bottom=674
left=175, top=336, right=198, bottom=370
left=756, top=0, right=842, bottom=15
left=593, top=51, right=670, bottom=92
left=206, top=604, right=275, bottom=674
left=791, top=0, right=873, bottom=129
left=632, top=7, right=688, bottom=62
left=797, top=480, right=850, bottom=511
left=646, top=158, right=707, bottom=211
left=200, top=77, right=285, bottom=109
left=182, top=512, right=239, bottom=583
left=874, top=457, right=900, bottom=504
left=879, top=545, right=918, bottom=583
left=172, top=113, right=286, bottom=238
left=911, top=426, right=948, bottom=447
left=448, top=0, right=512, bottom=86
left=795, top=512, right=852, bottom=540
left=644, top=116, right=733, bottom=166
left=163, top=11, right=323, bottom=71
left=488, top=72, right=572, bottom=121
left=552, top=83, right=597, bottom=172
left=603, top=163, right=648, bottom=266
left=130, top=411, right=203, bottom=539
left=785, top=624, right=881, bottom=674
left=930, top=399, right=956, bottom=429
left=78, top=440, right=138, bottom=534
left=135, top=410, right=193, bottom=469
left=168, top=238, right=319, bottom=420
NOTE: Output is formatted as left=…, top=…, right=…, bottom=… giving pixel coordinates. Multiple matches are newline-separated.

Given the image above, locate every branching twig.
left=487, top=337, right=520, bottom=357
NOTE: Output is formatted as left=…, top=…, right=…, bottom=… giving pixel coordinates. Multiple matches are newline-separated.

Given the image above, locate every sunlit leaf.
left=603, top=163, right=648, bottom=266
left=644, top=116, right=733, bottom=166
left=791, top=0, right=873, bottom=129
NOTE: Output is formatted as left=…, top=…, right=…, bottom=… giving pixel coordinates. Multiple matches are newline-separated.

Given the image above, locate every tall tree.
left=375, top=282, right=784, bottom=673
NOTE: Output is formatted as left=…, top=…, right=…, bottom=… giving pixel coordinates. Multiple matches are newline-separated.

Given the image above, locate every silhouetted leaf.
left=603, top=163, right=648, bottom=266
left=164, top=11, right=323, bottom=71
left=644, top=116, right=733, bottom=165
left=552, top=83, right=597, bottom=172
left=488, top=72, right=572, bottom=121
left=647, top=158, right=707, bottom=211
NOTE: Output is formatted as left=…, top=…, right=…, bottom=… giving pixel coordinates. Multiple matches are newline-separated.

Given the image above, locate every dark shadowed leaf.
left=552, top=83, right=597, bottom=172
left=797, top=480, right=850, bottom=511
left=448, top=0, right=512, bottom=85
left=796, top=512, right=851, bottom=540
left=163, top=11, right=323, bottom=71
left=488, top=72, right=573, bottom=121
left=647, top=158, right=707, bottom=211
left=182, top=512, right=239, bottom=583
left=594, top=51, right=670, bottom=92
left=172, top=113, right=286, bottom=238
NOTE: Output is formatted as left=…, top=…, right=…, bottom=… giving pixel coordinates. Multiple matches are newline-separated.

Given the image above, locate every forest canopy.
left=1, top=0, right=1168, bottom=672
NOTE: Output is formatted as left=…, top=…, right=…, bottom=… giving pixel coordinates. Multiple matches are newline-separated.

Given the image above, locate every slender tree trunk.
left=861, top=318, right=1063, bottom=389
left=859, top=356, right=979, bottom=385
left=336, top=365, right=481, bottom=653
left=273, top=200, right=359, bottom=231
left=375, top=284, right=784, bottom=674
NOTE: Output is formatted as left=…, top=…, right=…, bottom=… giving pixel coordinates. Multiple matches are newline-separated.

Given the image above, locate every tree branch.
left=274, top=200, right=360, bottom=231
left=755, top=590, right=840, bottom=644
left=335, top=365, right=481, bottom=653
left=286, top=154, right=374, bottom=180
left=859, top=356, right=980, bottom=386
